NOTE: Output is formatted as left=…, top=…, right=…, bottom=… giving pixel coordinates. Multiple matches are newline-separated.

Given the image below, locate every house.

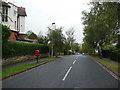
left=1, top=1, right=27, bottom=40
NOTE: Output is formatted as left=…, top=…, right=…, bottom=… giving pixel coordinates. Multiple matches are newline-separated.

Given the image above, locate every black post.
left=37, top=56, right=38, bottom=63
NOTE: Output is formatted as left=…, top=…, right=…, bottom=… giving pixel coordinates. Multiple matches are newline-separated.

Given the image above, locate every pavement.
left=2, top=57, right=52, bottom=70
left=2, top=55, right=119, bottom=88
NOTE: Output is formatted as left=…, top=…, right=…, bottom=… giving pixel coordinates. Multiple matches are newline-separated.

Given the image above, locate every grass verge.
left=1, top=57, right=61, bottom=78
left=38, top=57, right=61, bottom=63
left=64, top=55, right=71, bottom=56
left=96, top=58, right=120, bottom=74
left=2, top=64, right=36, bottom=78
left=89, top=55, right=120, bottom=74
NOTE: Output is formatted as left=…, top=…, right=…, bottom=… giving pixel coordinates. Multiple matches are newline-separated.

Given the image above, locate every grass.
left=1, top=57, right=61, bottom=78
left=96, top=58, right=120, bottom=74
left=38, top=57, right=61, bottom=63
left=64, top=55, right=71, bottom=56
left=1, top=64, right=36, bottom=78
left=89, top=55, right=120, bottom=74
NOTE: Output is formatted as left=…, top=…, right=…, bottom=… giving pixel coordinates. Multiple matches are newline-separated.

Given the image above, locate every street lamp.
left=51, top=23, right=55, bottom=57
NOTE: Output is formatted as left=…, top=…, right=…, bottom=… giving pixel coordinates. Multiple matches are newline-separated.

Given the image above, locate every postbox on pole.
left=35, top=50, right=40, bottom=63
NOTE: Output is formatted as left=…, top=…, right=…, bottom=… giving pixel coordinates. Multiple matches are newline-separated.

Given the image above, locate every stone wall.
left=2, top=53, right=50, bottom=66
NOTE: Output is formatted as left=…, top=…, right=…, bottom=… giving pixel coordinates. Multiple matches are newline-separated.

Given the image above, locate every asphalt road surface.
left=3, top=55, right=119, bottom=88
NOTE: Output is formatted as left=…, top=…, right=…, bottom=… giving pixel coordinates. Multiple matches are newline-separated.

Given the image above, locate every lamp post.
left=51, top=23, right=55, bottom=57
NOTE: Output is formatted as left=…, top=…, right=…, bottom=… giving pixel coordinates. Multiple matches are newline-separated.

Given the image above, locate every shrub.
left=2, top=42, right=49, bottom=58
left=110, top=49, right=120, bottom=62
left=1, top=24, right=11, bottom=44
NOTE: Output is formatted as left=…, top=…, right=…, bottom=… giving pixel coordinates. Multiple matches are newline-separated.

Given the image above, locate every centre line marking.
left=73, top=60, right=76, bottom=64
left=62, top=66, right=72, bottom=81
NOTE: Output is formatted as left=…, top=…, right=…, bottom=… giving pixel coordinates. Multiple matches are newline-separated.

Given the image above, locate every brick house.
left=1, top=1, right=27, bottom=40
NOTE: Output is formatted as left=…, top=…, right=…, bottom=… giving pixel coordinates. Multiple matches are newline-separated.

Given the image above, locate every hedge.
left=2, top=42, right=49, bottom=58
left=110, top=49, right=120, bottom=62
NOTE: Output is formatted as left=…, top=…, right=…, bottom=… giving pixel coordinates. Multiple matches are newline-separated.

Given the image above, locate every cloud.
left=8, top=0, right=91, bottom=43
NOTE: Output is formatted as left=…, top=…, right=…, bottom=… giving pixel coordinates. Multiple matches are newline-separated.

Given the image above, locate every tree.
left=66, top=27, right=76, bottom=53
left=37, top=31, right=49, bottom=44
left=26, top=31, right=37, bottom=39
left=1, top=24, right=11, bottom=44
left=81, top=2, right=120, bottom=58
left=1, top=24, right=11, bottom=58
left=47, top=27, right=65, bottom=56
left=72, top=43, right=80, bottom=53
left=63, top=38, right=71, bottom=55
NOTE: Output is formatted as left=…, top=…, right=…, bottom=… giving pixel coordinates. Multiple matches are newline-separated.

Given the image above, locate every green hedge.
left=2, top=42, right=49, bottom=58
left=110, top=49, right=120, bottom=62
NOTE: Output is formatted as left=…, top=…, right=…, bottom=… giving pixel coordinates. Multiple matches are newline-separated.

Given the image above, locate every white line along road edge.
left=62, top=66, right=72, bottom=81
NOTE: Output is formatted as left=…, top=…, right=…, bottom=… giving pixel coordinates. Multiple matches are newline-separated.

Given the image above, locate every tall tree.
left=37, top=31, right=48, bottom=44
left=47, top=27, right=65, bottom=56
left=66, top=27, right=76, bottom=52
left=82, top=2, right=120, bottom=57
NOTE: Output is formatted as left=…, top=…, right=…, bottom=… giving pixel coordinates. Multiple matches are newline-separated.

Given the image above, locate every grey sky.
left=7, top=0, right=91, bottom=43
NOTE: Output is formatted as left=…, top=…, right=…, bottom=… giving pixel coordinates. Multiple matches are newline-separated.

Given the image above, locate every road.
left=3, top=55, right=119, bottom=88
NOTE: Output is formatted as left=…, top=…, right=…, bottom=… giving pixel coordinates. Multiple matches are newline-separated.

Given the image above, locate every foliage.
left=110, top=48, right=120, bottom=62
left=81, top=2, right=120, bottom=56
left=47, top=27, right=65, bottom=56
left=72, top=43, right=80, bottom=52
left=37, top=36, right=49, bottom=44
left=81, top=41, right=94, bottom=54
left=1, top=24, right=11, bottom=44
left=2, top=42, right=49, bottom=58
left=26, top=30, right=38, bottom=39
left=65, top=27, right=77, bottom=54
left=66, top=27, right=75, bottom=49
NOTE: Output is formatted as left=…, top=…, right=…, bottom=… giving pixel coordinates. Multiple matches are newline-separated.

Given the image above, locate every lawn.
left=1, top=57, right=61, bottom=78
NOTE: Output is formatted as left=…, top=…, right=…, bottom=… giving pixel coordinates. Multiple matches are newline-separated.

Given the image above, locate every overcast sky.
left=7, top=0, right=91, bottom=43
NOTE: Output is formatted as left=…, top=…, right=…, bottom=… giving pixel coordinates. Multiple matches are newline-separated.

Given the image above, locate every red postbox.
left=35, top=50, right=40, bottom=63
left=35, top=50, right=40, bottom=56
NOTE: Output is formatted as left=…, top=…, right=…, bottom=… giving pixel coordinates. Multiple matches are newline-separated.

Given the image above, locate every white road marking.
left=62, top=66, right=72, bottom=81
left=73, top=60, right=76, bottom=64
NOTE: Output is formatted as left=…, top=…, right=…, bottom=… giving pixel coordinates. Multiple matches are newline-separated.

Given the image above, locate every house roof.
left=18, top=7, right=27, bottom=16
left=2, top=2, right=11, bottom=8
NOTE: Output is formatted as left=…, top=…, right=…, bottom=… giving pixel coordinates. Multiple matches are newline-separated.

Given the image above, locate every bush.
left=1, top=24, right=11, bottom=44
left=2, top=42, right=49, bottom=58
left=110, top=49, right=120, bottom=62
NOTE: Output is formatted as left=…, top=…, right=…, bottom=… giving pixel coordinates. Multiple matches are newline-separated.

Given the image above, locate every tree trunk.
left=93, top=48, right=96, bottom=55
left=99, top=46, right=102, bottom=59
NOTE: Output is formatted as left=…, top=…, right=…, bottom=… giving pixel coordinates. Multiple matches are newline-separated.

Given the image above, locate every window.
left=2, top=6, right=8, bottom=22
left=14, top=10, right=17, bottom=16
left=15, top=21, right=16, bottom=30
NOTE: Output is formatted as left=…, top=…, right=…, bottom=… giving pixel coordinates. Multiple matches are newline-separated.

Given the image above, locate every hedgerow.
left=2, top=42, right=49, bottom=58
left=110, top=49, right=120, bottom=62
